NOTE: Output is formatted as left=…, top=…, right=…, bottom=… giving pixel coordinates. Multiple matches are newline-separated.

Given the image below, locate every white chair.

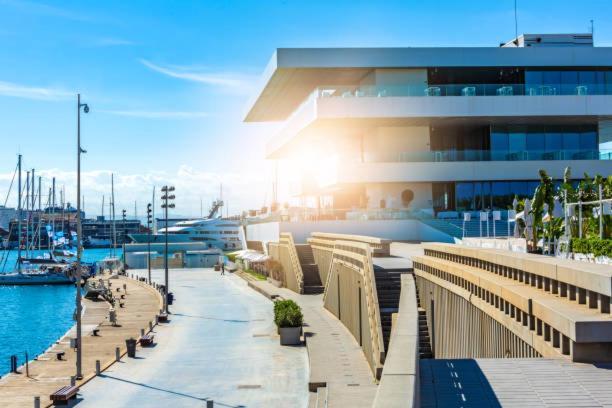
left=576, top=85, right=588, bottom=95
left=461, top=86, right=476, bottom=96
left=425, top=86, right=441, bottom=96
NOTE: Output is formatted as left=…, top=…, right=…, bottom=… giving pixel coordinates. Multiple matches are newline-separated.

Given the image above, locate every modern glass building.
left=244, top=33, right=612, bottom=218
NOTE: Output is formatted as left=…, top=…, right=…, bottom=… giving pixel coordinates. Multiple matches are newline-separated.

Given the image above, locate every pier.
left=0, top=275, right=161, bottom=407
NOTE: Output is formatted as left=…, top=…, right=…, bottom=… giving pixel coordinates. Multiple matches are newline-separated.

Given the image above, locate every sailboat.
left=0, top=155, right=75, bottom=285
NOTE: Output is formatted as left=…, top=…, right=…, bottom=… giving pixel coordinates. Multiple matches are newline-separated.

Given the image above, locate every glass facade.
left=433, top=180, right=564, bottom=212
left=489, top=125, right=598, bottom=161
left=525, top=70, right=612, bottom=95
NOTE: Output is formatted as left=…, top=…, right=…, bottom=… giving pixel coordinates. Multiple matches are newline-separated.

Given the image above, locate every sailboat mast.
left=37, top=174, right=41, bottom=251
left=111, top=174, right=117, bottom=256
left=52, top=177, right=56, bottom=249
left=152, top=186, right=156, bottom=234
left=47, top=187, right=52, bottom=251
left=26, top=171, right=30, bottom=258
left=16, top=155, right=22, bottom=273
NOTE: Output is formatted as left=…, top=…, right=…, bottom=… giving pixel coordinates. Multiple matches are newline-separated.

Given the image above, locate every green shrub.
left=570, top=237, right=612, bottom=257
left=227, top=253, right=237, bottom=263
left=273, top=299, right=303, bottom=328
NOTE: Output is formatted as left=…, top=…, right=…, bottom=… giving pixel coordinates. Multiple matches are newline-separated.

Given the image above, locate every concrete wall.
left=245, top=221, right=280, bottom=245
left=416, top=274, right=540, bottom=359
left=415, top=243, right=612, bottom=362
left=373, top=274, right=420, bottom=408
left=365, top=182, right=432, bottom=211
left=283, top=219, right=421, bottom=243
left=336, top=159, right=612, bottom=183
left=372, top=68, right=428, bottom=87
left=246, top=219, right=454, bottom=244
left=268, top=233, right=303, bottom=293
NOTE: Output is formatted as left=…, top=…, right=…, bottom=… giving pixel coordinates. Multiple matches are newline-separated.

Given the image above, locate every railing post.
left=430, top=297, right=435, bottom=358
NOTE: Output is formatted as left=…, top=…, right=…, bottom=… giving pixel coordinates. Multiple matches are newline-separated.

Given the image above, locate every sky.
left=0, top=0, right=610, bottom=219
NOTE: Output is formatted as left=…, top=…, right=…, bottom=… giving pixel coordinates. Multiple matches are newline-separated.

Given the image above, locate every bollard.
left=115, top=347, right=121, bottom=362
left=207, top=400, right=214, bottom=408
left=155, top=315, right=159, bottom=324
left=33, top=396, right=40, bottom=408
left=149, top=321, right=153, bottom=330
left=70, top=376, right=76, bottom=386
left=10, top=355, right=17, bottom=373
left=95, top=360, right=101, bottom=375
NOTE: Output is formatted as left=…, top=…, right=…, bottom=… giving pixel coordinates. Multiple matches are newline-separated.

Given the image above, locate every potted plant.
left=274, top=299, right=303, bottom=345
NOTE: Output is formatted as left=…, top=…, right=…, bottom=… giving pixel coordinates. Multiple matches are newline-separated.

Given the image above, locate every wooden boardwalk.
left=0, top=275, right=161, bottom=408
left=421, top=358, right=612, bottom=407
left=240, top=273, right=378, bottom=408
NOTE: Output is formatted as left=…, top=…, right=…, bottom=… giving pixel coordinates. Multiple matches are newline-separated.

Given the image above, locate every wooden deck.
left=0, top=275, right=161, bottom=408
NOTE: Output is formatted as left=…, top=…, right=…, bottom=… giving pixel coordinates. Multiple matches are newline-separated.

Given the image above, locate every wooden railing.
left=322, top=240, right=385, bottom=378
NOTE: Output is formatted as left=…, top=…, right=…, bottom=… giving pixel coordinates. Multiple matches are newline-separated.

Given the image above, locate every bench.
left=158, top=313, right=168, bottom=323
left=50, top=385, right=79, bottom=404
left=139, top=334, right=155, bottom=346
left=56, top=352, right=65, bottom=361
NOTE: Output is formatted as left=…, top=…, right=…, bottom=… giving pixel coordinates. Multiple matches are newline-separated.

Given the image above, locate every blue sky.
left=0, top=0, right=610, bottom=217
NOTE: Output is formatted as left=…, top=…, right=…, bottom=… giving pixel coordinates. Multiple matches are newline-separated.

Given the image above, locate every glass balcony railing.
left=364, top=149, right=611, bottom=163
left=317, top=83, right=612, bottom=98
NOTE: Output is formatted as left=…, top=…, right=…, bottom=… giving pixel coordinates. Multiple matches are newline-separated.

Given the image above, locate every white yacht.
left=129, top=201, right=245, bottom=251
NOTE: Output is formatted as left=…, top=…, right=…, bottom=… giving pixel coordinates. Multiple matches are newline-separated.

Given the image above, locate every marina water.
left=0, top=248, right=122, bottom=376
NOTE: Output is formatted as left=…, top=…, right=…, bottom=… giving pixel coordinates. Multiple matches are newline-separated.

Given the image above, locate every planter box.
left=279, top=326, right=301, bottom=345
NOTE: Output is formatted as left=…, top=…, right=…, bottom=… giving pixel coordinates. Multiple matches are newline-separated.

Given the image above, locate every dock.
left=0, top=274, right=162, bottom=407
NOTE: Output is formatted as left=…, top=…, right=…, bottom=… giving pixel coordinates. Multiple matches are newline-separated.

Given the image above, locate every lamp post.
left=76, top=94, right=89, bottom=380
left=146, top=203, right=152, bottom=284
left=161, top=186, right=175, bottom=314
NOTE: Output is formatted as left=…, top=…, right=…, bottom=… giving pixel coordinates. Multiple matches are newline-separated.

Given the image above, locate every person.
left=221, top=262, right=225, bottom=276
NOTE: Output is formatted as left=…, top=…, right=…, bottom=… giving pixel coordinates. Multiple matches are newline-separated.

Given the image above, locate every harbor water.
left=0, top=248, right=122, bottom=377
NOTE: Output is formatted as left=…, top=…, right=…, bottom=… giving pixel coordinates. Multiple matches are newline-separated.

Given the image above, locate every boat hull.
left=0, top=273, right=74, bottom=285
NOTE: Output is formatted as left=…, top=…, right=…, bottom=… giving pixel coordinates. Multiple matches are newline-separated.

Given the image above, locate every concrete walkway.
left=241, top=274, right=377, bottom=408
left=77, top=268, right=308, bottom=408
left=421, top=358, right=612, bottom=408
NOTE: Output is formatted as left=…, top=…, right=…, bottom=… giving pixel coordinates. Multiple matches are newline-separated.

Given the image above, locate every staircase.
left=373, top=266, right=404, bottom=351
left=415, top=286, right=433, bottom=359
left=295, top=244, right=324, bottom=295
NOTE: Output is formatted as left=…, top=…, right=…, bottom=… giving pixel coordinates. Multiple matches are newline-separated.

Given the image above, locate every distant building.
left=0, top=206, right=16, bottom=230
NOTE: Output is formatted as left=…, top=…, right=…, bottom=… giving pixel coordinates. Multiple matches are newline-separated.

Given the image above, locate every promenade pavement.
left=241, top=274, right=378, bottom=408
left=77, top=268, right=308, bottom=408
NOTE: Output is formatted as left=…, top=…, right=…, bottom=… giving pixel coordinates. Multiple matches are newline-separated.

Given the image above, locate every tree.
left=529, top=170, right=555, bottom=252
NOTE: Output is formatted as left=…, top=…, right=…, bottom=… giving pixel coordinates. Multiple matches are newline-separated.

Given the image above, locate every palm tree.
left=529, top=170, right=555, bottom=252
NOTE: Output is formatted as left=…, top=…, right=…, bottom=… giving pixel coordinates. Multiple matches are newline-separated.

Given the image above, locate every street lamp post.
left=161, top=186, right=175, bottom=314
left=76, top=94, right=89, bottom=380
left=146, top=203, right=152, bottom=284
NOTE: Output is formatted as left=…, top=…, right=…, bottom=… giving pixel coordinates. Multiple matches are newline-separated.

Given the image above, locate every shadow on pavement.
left=74, top=374, right=245, bottom=408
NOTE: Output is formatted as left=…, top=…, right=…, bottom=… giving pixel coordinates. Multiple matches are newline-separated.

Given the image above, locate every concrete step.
left=303, top=285, right=324, bottom=295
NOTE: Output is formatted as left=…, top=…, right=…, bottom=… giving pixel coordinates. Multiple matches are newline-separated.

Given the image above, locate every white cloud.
left=0, top=80, right=71, bottom=101
left=99, top=110, right=209, bottom=119
left=140, top=59, right=253, bottom=89
left=0, top=166, right=269, bottom=218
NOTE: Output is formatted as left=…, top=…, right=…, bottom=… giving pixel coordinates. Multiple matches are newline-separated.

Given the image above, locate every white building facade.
left=245, top=34, right=612, bottom=225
